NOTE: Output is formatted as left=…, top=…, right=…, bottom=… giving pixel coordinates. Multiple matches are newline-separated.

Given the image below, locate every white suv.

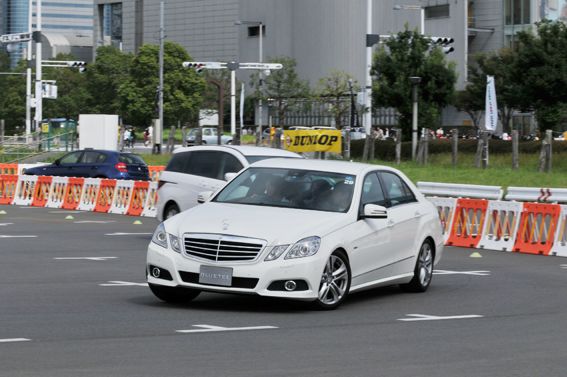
left=156, top=145, right=302, bottom=221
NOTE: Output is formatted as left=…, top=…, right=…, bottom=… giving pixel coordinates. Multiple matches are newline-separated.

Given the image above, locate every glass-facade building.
left=1, top=0, right=30, bottom=66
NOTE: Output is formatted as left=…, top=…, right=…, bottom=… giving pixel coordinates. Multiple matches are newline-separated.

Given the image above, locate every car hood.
left=164, top=202, right=351, bottom=246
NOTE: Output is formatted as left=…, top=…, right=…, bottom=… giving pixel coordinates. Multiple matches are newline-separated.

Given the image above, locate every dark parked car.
left=24, top=149, right=150, bottom=181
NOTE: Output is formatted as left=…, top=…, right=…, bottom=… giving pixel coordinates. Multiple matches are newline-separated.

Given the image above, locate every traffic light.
left=67, top=61, right=87, bottom=72
left=427, top=37, right=454, bottom=54
left=182, top=62, right=206, bottom=73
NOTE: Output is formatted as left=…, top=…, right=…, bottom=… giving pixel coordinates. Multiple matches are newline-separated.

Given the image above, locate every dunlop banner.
left=283, top=130, right=342, bottom=153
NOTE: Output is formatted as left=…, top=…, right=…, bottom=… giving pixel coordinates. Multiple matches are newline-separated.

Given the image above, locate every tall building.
left=1, top=0, right=94, bottom=67
left=93, top=0, right=555, bottom=128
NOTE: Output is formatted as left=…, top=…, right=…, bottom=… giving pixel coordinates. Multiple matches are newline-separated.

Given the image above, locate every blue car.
left=24, top=149, right=150, bottom=181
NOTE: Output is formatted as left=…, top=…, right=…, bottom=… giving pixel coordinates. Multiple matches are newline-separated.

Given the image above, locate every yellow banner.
left=283, top=130, right=342, bottom=153
left=41, top=123, right=49, bottom=133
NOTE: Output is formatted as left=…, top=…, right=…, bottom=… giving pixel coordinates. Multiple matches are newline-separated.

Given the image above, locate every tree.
left=117, top=41, right=206, bottom=129
left=371, top=28, right=457, bottom=139
left=85, top=46, right=133, bottom=114
left=514, top=20, right=567, bottom=132
left=457, top=49, right=522, bottom=133
left=250, top=56, right=310, bottom=127
left=315, top=70, right=359, bottom=129
left=0, top=57, right=27, bottom=134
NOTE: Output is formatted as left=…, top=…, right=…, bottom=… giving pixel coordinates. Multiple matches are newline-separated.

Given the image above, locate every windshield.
left=213, top=167, right=356, bottom=212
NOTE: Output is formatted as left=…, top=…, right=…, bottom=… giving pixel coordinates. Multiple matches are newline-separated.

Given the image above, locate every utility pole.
left=257, top=22, right=263, bottom=146
left=34, top=0, right=43, bottom=135
left=155, top=1, right=165, bottom=154
left=25, top=0, right=32, bottom=140
left=362, top=0, right=373, bottom=161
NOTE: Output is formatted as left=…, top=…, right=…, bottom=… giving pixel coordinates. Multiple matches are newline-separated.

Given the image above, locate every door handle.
left=387, top=220, right=395, bottom=228
left=414, top=211, right=422, bottom=218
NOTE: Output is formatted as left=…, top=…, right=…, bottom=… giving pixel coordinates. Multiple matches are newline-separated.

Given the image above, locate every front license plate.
left=199, top=265, right=233, bottom=287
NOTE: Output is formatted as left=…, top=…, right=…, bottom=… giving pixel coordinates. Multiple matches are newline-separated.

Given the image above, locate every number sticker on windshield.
left=344, top=177, right=354, bottom=185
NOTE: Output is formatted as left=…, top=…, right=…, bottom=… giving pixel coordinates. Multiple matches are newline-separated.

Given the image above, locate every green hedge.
left=350, top=139, right=567, bottom=161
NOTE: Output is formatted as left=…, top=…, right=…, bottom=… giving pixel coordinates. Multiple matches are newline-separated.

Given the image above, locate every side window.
left=96, top=153, right=108, bottom=163
left=203, top=128, right=212, bottom=136
left=379, top=172, right=417, bottom=207
left=59, top=152, right=82, bottom=164
left=186, top=151, right=222, bottom=179
left=360, top=173, right=387, bottom=211
left=82, top=151, right=100, bottom=164
left=166, top=151, right=191, bottom=173
left=220, top=153, right=244, bottom=177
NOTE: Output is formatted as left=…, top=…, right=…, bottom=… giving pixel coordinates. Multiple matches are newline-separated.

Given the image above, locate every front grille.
left=183, top=234, right=265, bottom=262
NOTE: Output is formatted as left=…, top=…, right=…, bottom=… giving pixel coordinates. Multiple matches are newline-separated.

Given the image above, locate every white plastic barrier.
left=427, top=197, right=457, bottom=243
left=551, top=205, right=567, bottom=257
left=505, top=187, right=567, bottom=203
left=12, top=175, right=38, bottom=206
left=45, top=177, right=68, bottom=208
left=478, top=200, right=523, bottom=252
left=109, top=180, right=134, bottom=215
left=418, top=181, right=503, bottom=200
left=141, top=181, right=158, bottom=218
left=77, top=178, right=102, bottom=212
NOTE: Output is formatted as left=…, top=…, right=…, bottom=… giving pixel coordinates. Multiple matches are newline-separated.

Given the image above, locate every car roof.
left=172, top=145, right=302, bottom=158
left=250, top=158, right=401, bottom=176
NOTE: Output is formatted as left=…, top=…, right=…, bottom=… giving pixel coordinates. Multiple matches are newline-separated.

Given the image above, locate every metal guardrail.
left=505, top=187, right=567, bottom=204
left=0, top=131, right=77, bottom=163
left=417, top=181, right=503, bottom=200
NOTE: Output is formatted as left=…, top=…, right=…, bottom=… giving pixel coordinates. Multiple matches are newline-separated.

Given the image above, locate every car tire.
left=149, top=283, right=200, bottom=303
left=401, top=239, right=434, bottom=293
left=313, top=250, right=351, bottom=310
left=163, top=203, right=180, bottom=220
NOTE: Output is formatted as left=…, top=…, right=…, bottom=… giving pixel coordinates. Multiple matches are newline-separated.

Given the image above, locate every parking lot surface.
left=1, top=205, right=566, bottom=377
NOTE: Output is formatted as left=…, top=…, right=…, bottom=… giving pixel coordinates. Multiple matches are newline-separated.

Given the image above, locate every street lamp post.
left=34, top=0, right=43, bottom=135
left=410, top=76, right=421, bottom=161
left=235, top=20, right=264, bottom=146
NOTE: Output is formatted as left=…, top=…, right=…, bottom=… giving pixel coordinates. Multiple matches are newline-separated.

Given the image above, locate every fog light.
left=284, top=280, right=297, bottom=291
left=152, top=267, right=161, bottom=278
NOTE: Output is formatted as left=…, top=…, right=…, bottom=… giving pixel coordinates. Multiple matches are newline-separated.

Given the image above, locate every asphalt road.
left=1, top=205, right=566, bottom=377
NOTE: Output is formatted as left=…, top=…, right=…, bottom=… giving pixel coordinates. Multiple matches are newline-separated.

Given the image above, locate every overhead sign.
left=0, top=32, right=32, bottom=43
left=283, top=129, right=342, bottom=153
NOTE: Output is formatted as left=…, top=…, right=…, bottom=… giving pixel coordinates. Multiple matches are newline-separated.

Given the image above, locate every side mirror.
left=224, top=172, right=237, bottom=182
left=54, top=159, right=61, bottom=166
left=362, top=204, right=388, bottom=219
left=197, top=191, right=213, bottom=204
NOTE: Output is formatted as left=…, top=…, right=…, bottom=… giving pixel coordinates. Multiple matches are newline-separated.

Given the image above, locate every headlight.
left=151, top=223, right=168, bottom=249
left=285, top=236, right=321, bottom=259
left=169, top=234, right=181, bottom=253
left=264, top=244, right=289, bottom=261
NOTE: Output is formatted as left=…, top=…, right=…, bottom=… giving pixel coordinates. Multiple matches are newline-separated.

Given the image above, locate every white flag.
left=484, top=75, right=498, bottom=132
left=240, top=83, right=245, bottom=133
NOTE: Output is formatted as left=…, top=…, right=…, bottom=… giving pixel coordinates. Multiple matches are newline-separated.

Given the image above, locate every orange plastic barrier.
left=446, top=198, right=489, bottom=248
left=32, top=176, right=53, bottom=207
left=127, top=181, right=150, bottom=216
left=94, top=179, right=117, bottom=213
left=0, top=164, right=18, bottom=175
left=0, top=174, right=19, bottom=204
left=148, top=166, right=165, bottom=182
left=513, top=203, right=561, bottom=255
left=62, top=177, right=85, bottom=210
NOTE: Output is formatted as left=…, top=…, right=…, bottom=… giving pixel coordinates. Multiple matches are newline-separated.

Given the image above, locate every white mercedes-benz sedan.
left=146, top=158, right=444, bottom=309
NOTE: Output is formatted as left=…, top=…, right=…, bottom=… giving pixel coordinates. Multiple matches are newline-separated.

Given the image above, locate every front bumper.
left=146, top=241, right=324, bottom=300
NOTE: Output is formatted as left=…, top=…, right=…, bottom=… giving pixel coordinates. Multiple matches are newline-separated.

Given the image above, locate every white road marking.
left=49, top=210, right=81, bottom=214
left=55, top=257, right=117, bottom=261
left=99, top=281, right=148, bottom=287
left=398, top=314, right=484, bottom=322
left=0, top=235, right=37, bottom=238
left=561, top=264, right=567, bottom=270
left=176, top=324, right=278, bottom=334
left=105, top=232, right=152, bottom=236
left=0, top=223, right=14, bottom=226
left=0, top=338, right=31, bottom=343
left=434, top=269, right=491, bottom=276
left=74, top=220, right=117, bottom=224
